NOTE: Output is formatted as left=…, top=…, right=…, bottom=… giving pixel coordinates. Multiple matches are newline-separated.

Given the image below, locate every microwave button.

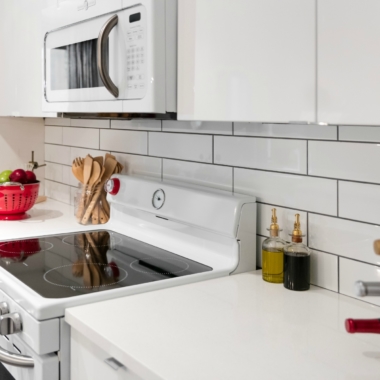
left=128, top=84, right=133, bottom=91
left=136, top=65, right=140, bottom=71
left=138, top=74, right=144, bottom=81
left=139, top=83, right=145, bottom=89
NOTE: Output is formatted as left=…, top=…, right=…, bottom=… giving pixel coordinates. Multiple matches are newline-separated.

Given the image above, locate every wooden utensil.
left=72, top=158, right=84, bottom=184
left=374, top=240, right=380, bottom=255
left=76, top=155, right=93, bottom=221
left=86, top=161, right=102, bottom=206
left=81, top=157, right=117, bottom=224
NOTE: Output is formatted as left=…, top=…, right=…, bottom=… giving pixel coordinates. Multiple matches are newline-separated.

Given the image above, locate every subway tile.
left=215, top=136, right=307, bottom=174
left=63, top=127, right=99, bottom=149
left=70, top=119, right=110, bottom=128
left=257, top=204, right=308, bottom=244
left=163, top=159, right=232, bottom=192
left=256, top=235, right=266, bottom=269
left=70, top=186, right=77, bottom=206
left=310, top=250, right=338, bottom=292
left=309, top=214, right=380, bottom=266
left=112, top=153, right=161, bottom=179
left=309, top=141, right=380, bottom=183
left=62, top=165, right=73, bottom=186
left=339, top=181, right=380, bottom=225
left=340, top=258, right=380, bottom=306
left=339, top=126, right=380, bottom=142
left=111, top=120, right=161, bottom=131
left=70, top=148, right=108, bottom=163
left=234, top=168, right=337, bottom=215
left=45, top=162, right=63, bottom=183
left=163, top=121, right=232, bottom=135
left=45, top=126, right=62, bottom=145
left=45, top=144, right=71, bottom=165
left=100, top=130, right=147, bottom=155
left=235, top=123, right=337, bottom=140
left=45, top=180, right=71, bottom=204
left=44, top=117, right=70, bottom=127
left=149, top=133, right=212, bottom=163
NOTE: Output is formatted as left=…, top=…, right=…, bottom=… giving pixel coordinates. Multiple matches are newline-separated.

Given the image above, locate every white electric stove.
left=0, top=175, right=256, bottom=380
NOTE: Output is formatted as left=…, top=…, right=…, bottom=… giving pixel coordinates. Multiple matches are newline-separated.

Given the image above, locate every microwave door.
left=45, top=12, right=126, bottom=103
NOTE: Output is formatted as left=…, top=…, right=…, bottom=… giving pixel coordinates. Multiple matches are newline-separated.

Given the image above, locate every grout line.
left=306, top=140, right=309, bottom=174
left=147, top=132, right=150, bottom=155
left=232, top=122, right=235, bottom=136
left=337, top=257, right=340, bottom=293
left=337, top=125, right=340, bottom=141
left=212, top=136, right=214, bottom=164
left=337, top=181, right=339, bottom=216
left=256, top=201, right=380, bottom=227
left=232, top=167, right=235, bottom=193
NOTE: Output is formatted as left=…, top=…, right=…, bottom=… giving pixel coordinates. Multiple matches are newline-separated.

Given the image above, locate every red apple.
left=9, top=169, right=27, bottom=184
left=25, top=171, right=37, bottom=184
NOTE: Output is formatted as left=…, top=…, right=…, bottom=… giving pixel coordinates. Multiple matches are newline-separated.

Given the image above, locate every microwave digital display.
left=129, top=13, right=141, bottom=23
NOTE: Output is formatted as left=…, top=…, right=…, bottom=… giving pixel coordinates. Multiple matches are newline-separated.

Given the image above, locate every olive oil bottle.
left=262, top=209, right=286, bottom=283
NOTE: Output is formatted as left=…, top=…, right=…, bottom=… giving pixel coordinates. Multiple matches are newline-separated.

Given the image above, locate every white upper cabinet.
left=318, top=0, right=380, bottom=125
left=178, top=0, right=316, bottom=123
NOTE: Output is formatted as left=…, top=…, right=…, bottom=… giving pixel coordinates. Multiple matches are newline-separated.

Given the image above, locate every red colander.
left=0, top=182, right=40, bottom=221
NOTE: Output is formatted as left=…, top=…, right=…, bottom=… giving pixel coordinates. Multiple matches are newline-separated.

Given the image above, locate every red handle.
left=345, top=318, right=380, bottom=334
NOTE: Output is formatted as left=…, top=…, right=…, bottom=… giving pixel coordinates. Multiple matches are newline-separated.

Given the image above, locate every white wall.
left=44, top=117, right=380, bottom=305
left=0, top=117, right=45, bottom=193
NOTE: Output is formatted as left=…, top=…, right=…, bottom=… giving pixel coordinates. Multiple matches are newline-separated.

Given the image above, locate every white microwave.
left=42, top=0, right=177, bottom=116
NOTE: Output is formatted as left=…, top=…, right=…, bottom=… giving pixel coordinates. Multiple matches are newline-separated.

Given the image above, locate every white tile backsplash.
left=339, top=125, right=380, bottom=143
left=112, top=120, right=161, bottom=131
left=45, top=144, right=71, bottom=165
left=309, top=141, right=380, bottom=183
left=257, top=204, right=308, bottom=244
left=43, top=117, right=380, bottom=306
left=45, top=126, right=62, bottom=144
left=112, top=152, right=162, bottom=179
left=70, top=119, right=110, bottom=129
left=339, top=181, right=380, bottom=225
left=215, top=136, right=307, bottom=174
left=163, top=120, right=232, bottom=135
left=339, top=258, right=380, bottom=306
left=310, top=250, right=338, bottom=292
left=309, top=214, right=380, bottom=266
left=163, top=159, right=233, bottom=191
left=63, top=127, right=99, bottom=149
left=100, top=130, right=147, bottom=155
left=149, top=132, right=212, bottom=162
left=235, top=168, right=337, bottom=215
left=235, top=123, right=337, bottom=140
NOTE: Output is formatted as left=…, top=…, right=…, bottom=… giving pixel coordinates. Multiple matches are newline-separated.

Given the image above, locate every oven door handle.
left=97, top=14, right=119, bottom=98
left=0, top=346, right=34, bottom=368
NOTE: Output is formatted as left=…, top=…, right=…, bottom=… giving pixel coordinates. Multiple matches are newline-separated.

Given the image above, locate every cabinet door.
left=178, top=0, right=316, bottom=123
left=318, top=0, right=380, bottom=125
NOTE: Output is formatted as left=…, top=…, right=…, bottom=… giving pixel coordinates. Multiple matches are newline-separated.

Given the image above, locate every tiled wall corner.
left=44, top=118, right=380, bottom=304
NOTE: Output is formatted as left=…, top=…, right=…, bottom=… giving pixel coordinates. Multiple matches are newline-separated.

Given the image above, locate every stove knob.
left=104, top=178, right=120, bottom=196
left=0, top=313, right=22, bottom=335
left=0, top=302, right=9, bottom=316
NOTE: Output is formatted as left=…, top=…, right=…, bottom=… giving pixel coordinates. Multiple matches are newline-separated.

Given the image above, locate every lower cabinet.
left=71, top=329, right=144, bottom=380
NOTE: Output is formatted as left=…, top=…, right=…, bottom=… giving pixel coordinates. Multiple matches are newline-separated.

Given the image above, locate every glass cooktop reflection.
left=0, top=231, right=212, bottom=299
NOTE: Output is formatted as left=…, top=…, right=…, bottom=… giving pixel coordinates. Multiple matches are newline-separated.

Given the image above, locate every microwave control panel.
left=125, top=7, right=147, bottom=99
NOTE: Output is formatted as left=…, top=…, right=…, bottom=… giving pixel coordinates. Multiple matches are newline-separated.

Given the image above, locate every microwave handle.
left=97, top=14, right=119, bottom=98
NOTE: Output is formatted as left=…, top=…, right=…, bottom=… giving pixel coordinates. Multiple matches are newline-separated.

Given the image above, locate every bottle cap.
left=290, top=214, right=305, bottom=242
left=267, top=208, right=282, bottom=235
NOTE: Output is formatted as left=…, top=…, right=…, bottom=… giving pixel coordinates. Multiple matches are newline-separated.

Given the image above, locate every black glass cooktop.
left=0, top=231, right=212, bottom=299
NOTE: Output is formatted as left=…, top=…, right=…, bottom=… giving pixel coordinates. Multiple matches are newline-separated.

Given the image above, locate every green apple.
left=0, top=170, right=12, bottom=183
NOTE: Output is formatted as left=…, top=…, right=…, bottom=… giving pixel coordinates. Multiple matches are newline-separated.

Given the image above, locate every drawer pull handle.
left=104, top=357, right=124, bottom=371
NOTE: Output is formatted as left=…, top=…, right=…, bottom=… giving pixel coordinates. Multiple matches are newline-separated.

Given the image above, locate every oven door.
left=0, top=336, right=59, bottom=380
left=44, top=5, right=148, bottom=105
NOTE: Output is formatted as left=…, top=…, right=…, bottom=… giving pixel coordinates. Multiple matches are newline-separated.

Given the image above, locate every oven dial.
left=152, top=189, right=165, bottom=209
left=0, top=302, right=9, bottom=316
left=105, top=178, right=120, bottom=196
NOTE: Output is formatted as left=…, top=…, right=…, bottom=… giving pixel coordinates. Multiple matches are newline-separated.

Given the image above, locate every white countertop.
left=0, top=199, right=98, bottom=241
left=65, top=271, right=380, bottom=380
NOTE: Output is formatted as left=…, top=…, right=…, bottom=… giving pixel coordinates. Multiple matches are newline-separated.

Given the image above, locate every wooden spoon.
left=81, top=157, right=117, bottom=224
left=72, top=158, right=84, bottom=184
left=86, top=161, right=101, bottom=206
left=374, top=240, right=380, bottom=255
left=76, top=156, right=93, bottom=222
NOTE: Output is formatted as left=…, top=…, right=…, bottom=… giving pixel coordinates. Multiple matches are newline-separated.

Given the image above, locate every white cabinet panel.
left=178, top=0, right=316, bottom=123
left=318, top=0, right=380, bottom=125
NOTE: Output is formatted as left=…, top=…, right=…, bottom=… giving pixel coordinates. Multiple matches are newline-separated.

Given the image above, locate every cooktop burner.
left=0, top=231, right=212, bottom=298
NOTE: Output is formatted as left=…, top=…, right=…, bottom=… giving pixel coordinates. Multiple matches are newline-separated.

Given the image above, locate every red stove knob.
left=104, top=178, right=120, bottom=196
